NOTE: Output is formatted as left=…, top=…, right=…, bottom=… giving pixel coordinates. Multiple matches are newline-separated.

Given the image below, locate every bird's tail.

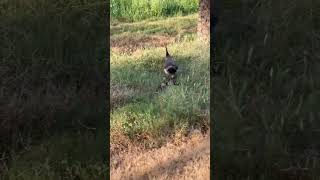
left=165, top=46, right=170, bottom=57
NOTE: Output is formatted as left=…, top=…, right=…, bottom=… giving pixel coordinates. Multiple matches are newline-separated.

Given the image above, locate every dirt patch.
left=111, top=35, right=175, bottom=54
left=110, top=131, right=210, bottom=180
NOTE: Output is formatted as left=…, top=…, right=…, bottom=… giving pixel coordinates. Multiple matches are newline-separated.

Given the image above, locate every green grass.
left=110, top=15, right=209, bottom=148
left=214, top=0, right=320, bottom=179
left=1, top=0, right=107, bottom=179
left=2, top=132, right=107, bottom=180
left=110, top=0, right=198, bottom=22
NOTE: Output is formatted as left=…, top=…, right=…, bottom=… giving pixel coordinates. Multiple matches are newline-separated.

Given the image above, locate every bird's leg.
left=172, top=76, right=179, bottom=85
left=160, top=76, right=169, bottom=87
left=166, top=76, right=171, bottom=84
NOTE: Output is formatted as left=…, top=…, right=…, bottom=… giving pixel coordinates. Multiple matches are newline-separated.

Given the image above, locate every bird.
left=163, top=46, right=178, bottom=80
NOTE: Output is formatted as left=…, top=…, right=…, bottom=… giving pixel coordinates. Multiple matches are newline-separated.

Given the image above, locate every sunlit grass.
left=110, top=15, right=209, bottom=149
left=110, top=0, right=198, bottom=22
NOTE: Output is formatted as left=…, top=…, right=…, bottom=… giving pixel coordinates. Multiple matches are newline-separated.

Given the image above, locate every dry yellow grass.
left=111, top=35, right=175, bottom=54
left=111, top=132, right=210, bottom=180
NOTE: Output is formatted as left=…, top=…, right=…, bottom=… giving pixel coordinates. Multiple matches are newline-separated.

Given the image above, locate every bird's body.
left=164, top=47, right=178, bottom=78
left=163, top=47, right=178, bottom=84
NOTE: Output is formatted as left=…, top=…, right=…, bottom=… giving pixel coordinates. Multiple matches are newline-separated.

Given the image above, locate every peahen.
left=163, top=46, right=178, bottom=82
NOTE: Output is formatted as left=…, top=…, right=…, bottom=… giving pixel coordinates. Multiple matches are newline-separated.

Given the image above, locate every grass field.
left=110, top=0, right=198, bottom=22
left=110, top=14, right=210, bottom=153
left=1, top=0, right=203, bottom=179
left=214, top=0, right=320, bottom=179
left=5, top=0, right=320, bottom=179
left=1, top=0, right=107, bottom=179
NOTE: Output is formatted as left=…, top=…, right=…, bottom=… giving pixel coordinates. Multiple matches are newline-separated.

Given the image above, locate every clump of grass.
left=110, top=0, right=198, bottom=22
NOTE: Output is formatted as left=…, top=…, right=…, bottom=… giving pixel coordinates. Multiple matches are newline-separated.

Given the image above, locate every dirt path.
left=110, top=132, right=210, bottom=180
